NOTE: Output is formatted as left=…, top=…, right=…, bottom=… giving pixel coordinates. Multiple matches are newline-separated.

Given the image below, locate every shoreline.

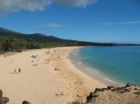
left=69, top=47, right=123, bottom=87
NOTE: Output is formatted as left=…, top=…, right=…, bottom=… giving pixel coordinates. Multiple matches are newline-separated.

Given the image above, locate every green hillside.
left=0, top=27, right=117, bottom=52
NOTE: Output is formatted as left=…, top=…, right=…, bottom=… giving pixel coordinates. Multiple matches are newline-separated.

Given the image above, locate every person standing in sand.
left=14, top=69, right=16, bottom=73
left=19, top=68, right=21, bottom=73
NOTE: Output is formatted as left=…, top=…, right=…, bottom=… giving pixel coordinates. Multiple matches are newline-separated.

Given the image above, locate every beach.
left=0, top=47, right=105, bottom=104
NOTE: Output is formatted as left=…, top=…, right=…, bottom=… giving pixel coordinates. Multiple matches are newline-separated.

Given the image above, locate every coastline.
left=0, top=47, right=105, bottom=104
left=69, top=47, right=123, bottom=87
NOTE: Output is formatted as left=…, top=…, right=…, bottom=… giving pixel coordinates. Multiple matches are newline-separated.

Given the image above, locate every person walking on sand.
left=14, top=69, right=16, bottom=73
left=19, top=68, right=21, bottom=73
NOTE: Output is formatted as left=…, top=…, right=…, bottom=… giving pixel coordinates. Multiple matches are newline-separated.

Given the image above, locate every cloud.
left=0, top=0, right=52, bottom=12
left=58, top=0, right=97, bottom=8
left=0, top=0, right=97, bottom=13
left=101, top=21, right=140, bottom=26
left=37, top=23, right=69, bottom=28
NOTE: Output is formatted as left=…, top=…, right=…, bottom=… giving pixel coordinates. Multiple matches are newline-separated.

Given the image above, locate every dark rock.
left=94, top=88, right=104, bottom=93
left=0, top=89, right=9, bottom=104
left=119, top=89, right=130, bottom=93
left=0, top=89, right=2, bottom=100
left=86, top=92, right=94, bottom=102
left=0, top=90, right=3, bottom=104
left=111, top=86, right=130, bottom=93
left=102, top=88, right=107, bottom=91
left=125, top=83, right=133, bottom=87
left=22, top=100, right=31, bottom=104
left=134, top=88, right=138, bottom=90
left=134, top=92, right=140, bottom=95
left=107, top=86, right=115, bottom=90
left=86, top=92, right=98, bottom=103
left=3, top=97, right=9, bottom=104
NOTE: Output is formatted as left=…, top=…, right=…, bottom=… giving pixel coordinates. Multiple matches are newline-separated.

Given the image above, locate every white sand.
left=0, top=47, right=105, bottom=104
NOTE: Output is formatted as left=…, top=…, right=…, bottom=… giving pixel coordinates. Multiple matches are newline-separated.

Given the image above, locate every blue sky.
left=0, top=0, right=140, bottom=43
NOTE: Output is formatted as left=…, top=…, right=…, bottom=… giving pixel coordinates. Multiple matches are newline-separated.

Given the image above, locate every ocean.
left=75, top=46, right=140, bottom=84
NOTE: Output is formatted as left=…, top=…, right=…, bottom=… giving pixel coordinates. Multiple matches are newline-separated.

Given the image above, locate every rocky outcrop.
left=0, top=89, right=9, bottom=104
left=0, top=89, right=31, bottom=104
left=22, top=100, right=31, bottom=104
left=86, top=83, right=140, bottom=104
left=1, top=84, right=140, bottom=104
left=72, top=83, right=140, bottom=104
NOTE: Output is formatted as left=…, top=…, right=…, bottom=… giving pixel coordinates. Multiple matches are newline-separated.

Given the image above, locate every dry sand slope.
left=0, top=47, right=105, bottom=104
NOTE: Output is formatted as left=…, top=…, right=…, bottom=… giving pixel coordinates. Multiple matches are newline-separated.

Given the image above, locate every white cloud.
left=0, top=0, right=97, bottom=13
left=37, top=23, right=69, bottom=28
left=101, top=21, right=140, bottom=26
left=0, top=0, right=52, bottom=12
left=58, top=0, right=97, bottom=8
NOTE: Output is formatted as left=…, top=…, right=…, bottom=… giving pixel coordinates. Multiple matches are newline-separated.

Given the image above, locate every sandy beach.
left=0, top=47, right=105, bottom=104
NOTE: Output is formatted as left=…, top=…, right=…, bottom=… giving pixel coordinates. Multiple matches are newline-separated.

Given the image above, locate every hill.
left=0, top=27, right=118, bottom=52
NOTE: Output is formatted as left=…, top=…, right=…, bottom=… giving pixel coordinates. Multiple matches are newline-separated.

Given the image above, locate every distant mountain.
left=0, top=27, right=118, bottom=46
left=0, top=27, right=139, bottom=52
left=0, top=27, right=64, bottom=42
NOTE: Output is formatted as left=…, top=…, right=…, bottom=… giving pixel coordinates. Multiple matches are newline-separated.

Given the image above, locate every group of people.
left=14, top=68, right=21, bottom=73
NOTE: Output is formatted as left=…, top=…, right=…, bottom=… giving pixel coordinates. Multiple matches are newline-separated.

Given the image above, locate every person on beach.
left=19, top=68, right=21, bottom=73
left=14, top=69, right=16, bottom=73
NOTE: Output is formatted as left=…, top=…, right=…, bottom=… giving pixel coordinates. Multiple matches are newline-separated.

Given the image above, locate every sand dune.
left=0, top=47, right=105, bottom=104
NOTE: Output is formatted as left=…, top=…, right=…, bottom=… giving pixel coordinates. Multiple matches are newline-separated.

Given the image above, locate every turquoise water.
left=78, top=46, right=140, bottom=84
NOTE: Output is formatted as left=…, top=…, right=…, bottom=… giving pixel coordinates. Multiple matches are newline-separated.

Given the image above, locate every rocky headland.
left=72, top=83, right=140, bottom=104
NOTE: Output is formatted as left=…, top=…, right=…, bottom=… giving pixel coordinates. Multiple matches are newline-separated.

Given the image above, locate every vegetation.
left=0, top=36, right=41, bottom=52
left=1, top=27, right=137, bottom=53
left=0, top=36, right=92, bottom=52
